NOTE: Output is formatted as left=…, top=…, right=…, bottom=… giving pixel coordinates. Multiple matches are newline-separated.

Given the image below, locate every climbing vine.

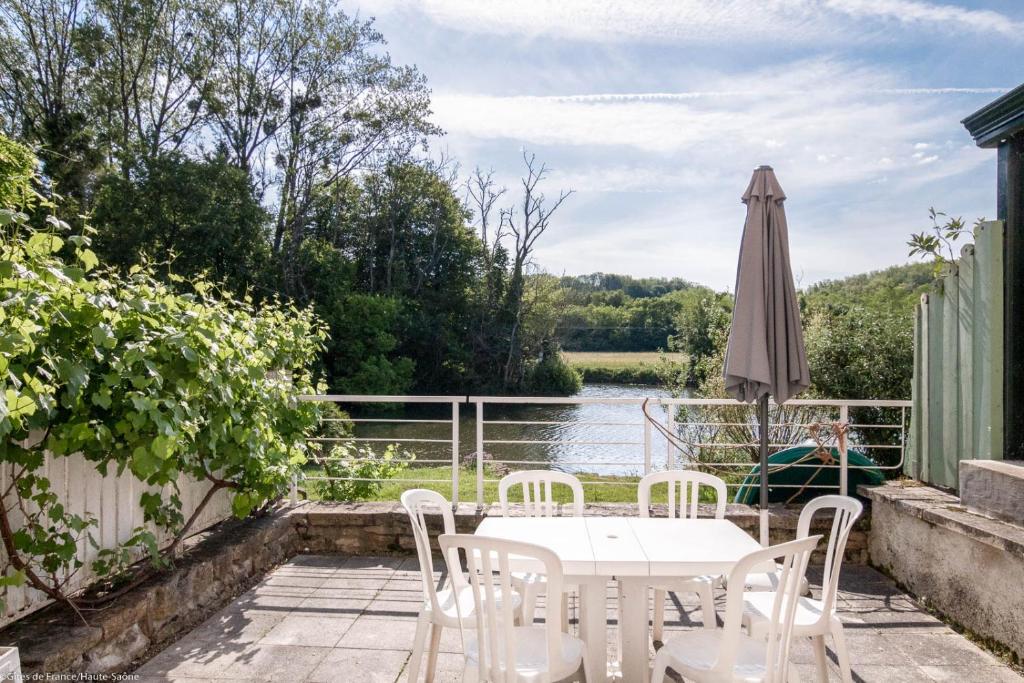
left=0, top=137, right=326, bottom=611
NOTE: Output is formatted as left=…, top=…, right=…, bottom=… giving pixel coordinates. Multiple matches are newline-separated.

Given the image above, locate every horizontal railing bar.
left=660, top=398, right=911, bottom=407
left=305, top=477, right=453, bottom=483
left=684, top=442, right=901, bottom=449
left=309, top=437, right=452, bottom=443
left=308, top=458, right=452, bottom=464
left=329, top=418, right=454, bottom=424
left=303, top=394, right=910, bottom=408
left=300, top=395, right=465, bottom=403
left=673, top=422, right=903, bottom=429
left=483, top=420, right=644, bottom=426
left=483, top=439, right=644, bottom=446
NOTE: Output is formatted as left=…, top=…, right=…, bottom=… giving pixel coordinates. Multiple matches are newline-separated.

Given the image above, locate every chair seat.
left=465, top=626, right=584, bottom=681
left=432, top=585, right=522, bottom=628
left=655, top=629, right=776, bottom=682
left=742, top=592, right=835, bottom=638
left=724, top=564, right=810, bottom=595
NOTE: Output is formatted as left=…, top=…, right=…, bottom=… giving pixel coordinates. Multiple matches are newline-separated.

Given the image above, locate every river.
left=350, top=383, right=686, bottom=476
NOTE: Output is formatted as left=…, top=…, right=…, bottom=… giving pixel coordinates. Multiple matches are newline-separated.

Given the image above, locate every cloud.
left=431, top=60, right=993, bottom=194
left=826, top=0, right=1023, bottom=39
left=360, top=0, right=1024, bottom=44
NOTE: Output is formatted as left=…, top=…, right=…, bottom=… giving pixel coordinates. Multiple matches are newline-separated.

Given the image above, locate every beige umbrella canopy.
left=723, top=165, right=809, bottom=541
left=724, top=165, right=809, bottom=404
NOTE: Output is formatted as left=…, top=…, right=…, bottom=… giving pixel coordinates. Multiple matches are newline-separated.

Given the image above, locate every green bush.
left=524, top=351, right=583, bottom=395
left=313, top=443, right=411, bottom=501
left=0, top=136, right=326, bottom=608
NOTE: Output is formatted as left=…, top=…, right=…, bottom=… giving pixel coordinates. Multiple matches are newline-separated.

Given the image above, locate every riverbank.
left=563, top=351, right=685, bottom=385
left=305, top=464, right=723, bottom=504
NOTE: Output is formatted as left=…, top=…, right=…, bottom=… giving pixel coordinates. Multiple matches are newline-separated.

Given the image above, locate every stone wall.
left=0, top=511, right=300, bottom=674
left=0, top=500, right=870, bottom=674
left=864, top=481, right=1024, bottom=660
left=292, top=501, right=870, bottom=565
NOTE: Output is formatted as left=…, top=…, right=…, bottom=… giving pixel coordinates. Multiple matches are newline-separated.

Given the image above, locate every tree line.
left=0, top=0, right=579, bottom=395
left=550, top=262, right=933, bottom=400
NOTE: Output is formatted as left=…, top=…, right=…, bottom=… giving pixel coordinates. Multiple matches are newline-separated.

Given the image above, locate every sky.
left=351, top=0, right=1023, bottom=290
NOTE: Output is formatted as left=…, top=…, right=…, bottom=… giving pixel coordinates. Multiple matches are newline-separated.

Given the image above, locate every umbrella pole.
left=758, top=394, right=770, bottom=546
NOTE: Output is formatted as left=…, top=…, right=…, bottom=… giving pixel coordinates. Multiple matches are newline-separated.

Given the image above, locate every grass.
left=303, top=464, right=723, bottom=504
left=563, top=351, right=686, bottom=385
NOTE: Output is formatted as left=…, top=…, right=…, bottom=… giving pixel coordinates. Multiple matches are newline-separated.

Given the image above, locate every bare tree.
left=465, top=166, right=507, bottom=267
left=499, top=152, right=573, bottom=385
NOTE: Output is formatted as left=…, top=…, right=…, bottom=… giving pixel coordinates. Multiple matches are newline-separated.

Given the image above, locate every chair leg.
left=650, top=649, right=670, bottom=683
left=408, top=610, right=430, bottom=682
left=580, top=653, right=593, bottom=682
left=425, top=623, right=443, bottom=683
left=522, top=581, right=541, bottom=626
left=832, top=623, right=854, bottom=683
left=562, top=590, right=570, bottom=633
left=811, top=635, right=829, bottom=683
left=652, top=588, right=666, bottom=642
left=461, top=662, right=478, bottom=683
left=698, top=583, right=716, bottom=630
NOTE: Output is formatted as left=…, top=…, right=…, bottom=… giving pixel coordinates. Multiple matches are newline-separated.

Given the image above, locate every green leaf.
left=77, top=248, right=99, bottom=272
left=27, top=232, right=64, bottom=254
left=4, top=389, right=35, bottom=418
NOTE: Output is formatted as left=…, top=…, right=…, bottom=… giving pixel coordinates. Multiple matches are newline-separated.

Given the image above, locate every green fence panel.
left=908, top=221, right=1004, bottom=489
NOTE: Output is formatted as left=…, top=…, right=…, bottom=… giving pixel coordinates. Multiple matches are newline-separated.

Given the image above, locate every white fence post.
left=451, top=401, right=460, bottom=508
left=666, top=403, right=675, bottom=470
left=476, top=401, right=484, bottom=508
left=839, top=404, right=849, bottom=496
left=290, top=474, right=298, bottom=504
left=643, top=406, right=652, bottom=475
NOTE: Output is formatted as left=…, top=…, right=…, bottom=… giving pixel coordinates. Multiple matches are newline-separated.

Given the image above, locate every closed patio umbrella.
left=723, top=165, right=810, bottom=544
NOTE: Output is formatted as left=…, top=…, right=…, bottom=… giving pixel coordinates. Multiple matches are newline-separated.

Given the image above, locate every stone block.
left=960, top=460, right=1024, bottom=524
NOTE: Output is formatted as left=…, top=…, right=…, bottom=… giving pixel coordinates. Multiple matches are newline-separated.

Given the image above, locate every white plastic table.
left=474, top=516, right=765, bottom=683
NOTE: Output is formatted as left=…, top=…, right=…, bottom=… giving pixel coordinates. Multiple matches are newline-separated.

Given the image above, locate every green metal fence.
left=908, top=221, right=1004, bottom=488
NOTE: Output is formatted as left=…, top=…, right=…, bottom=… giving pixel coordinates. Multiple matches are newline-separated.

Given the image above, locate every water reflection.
left=350, top=384, right=683, bottom=475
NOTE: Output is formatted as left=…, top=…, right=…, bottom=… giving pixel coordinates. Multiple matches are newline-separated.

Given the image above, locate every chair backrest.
left=796, top=495, right=863, bottom=618
left=440, top=533, right=564, bottom=683
left=498, top=470, right=584, bottom=517
left=637, top=470, right=727, bottom=519
left=401, top=489, right=461, bottom=614
left=718, top=536, right=821, bottom=683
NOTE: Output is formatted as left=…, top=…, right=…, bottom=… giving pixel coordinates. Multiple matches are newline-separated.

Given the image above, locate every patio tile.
left=895, top=633, right=1004, bottom=667
left=922, top=664, right=1024, bottom=682
left=259, top=614, right=356, bottom=647
left=337, top=615, right=424, bottom=650
left=305, top=647, right=409, bottom=683
left=293, top=593, right=375, bottom=618
left=215, top=643, right=333, bottom=680
left=187, top=610, right=285, bottom=645
left=847, top=664, right=939, bottom=682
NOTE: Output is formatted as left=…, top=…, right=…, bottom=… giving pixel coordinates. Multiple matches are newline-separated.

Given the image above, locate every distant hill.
left=802, top=261, right=934, bottom=316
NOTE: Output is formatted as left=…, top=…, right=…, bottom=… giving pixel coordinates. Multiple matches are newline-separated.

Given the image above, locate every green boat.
left=732, top=445, right=885, bottom=505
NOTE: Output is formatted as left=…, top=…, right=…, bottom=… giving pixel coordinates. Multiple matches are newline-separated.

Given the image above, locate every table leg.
left=576, top=576, right=609, bottom=683
left=617, top=577, right=650, bottom=683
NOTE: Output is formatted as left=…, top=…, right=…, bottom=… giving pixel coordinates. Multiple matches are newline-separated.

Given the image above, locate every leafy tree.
left=91, top=153, right=271, bottom=293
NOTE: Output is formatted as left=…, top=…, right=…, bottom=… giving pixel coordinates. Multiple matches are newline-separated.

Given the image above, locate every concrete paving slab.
left=132, top=555, right=1023, bottom=683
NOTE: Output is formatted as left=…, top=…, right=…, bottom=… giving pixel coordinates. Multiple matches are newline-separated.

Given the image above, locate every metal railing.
left=297, top=394, right=912, bottom=507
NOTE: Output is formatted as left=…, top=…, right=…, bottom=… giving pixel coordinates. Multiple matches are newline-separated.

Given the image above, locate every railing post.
left=839, top=404, right=849, bottom=496
left=451, top=401, right=460, bottom=508
left=290, top=473, right=298, bottom=504
left=476, top=401, right=484, bottom=508
left=643, top=405, right=652, bottom=475
left=665, top=402, right=675, bottom=470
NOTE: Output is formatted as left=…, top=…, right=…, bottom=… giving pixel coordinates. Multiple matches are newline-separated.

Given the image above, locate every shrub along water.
left=0, top=138, right=325, bottom=615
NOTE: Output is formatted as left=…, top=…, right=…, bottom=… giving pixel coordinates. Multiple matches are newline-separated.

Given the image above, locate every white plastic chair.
left=498, top=470, right=585, bottom=518
left=498, top=470, right=583, bottom=628
left=402, top=489, right=522, bottom=683
left=638, top=470, right=727, bottom=638
left=651, top=535, right=821, bottom=683
left=742, top=495, right=864, bottom=683
left=439, top=533, right=591, bottom=683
